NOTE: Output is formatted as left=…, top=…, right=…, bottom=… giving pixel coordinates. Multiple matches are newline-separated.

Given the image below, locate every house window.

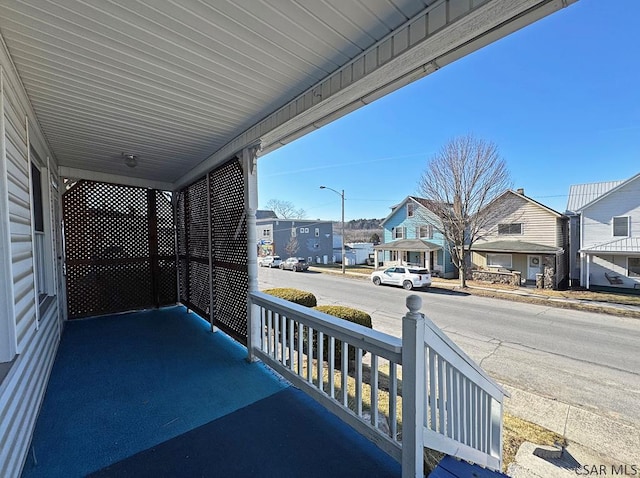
left=262, top=229, right=270, bottom=237
left=304, top=227, right=309, bottom=233
left=315, top=228, right=319, bottom=237
left=407, top=203, right=414, bottom=218
left=30, top=161, right=49, bottom=301
left=498, top=223, right=522, bottom=235
left=629, top=257, right=640, bottom=277
left=390, top=251, right=398, bottom=261
left=613, top=216, right=629, bottom=237
left=417, top=225, right=433, bottom=239
left=487, top=253, right=512, bottom=269
left=392, top=227, right=405, bottom=239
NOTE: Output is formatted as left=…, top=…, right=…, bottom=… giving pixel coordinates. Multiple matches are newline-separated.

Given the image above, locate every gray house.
left=257, top=216, right=333, bottom=264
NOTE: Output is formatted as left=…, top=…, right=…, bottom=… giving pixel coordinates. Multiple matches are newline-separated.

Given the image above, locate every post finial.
left=406, top=295, right=422, bottom=314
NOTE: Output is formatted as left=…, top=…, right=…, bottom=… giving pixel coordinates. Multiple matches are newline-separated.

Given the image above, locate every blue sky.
left=257, top=0, right=639, bottom=222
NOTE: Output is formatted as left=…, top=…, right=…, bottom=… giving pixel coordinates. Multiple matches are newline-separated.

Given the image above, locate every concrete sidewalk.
left=504, top=384, right=640, bottom=476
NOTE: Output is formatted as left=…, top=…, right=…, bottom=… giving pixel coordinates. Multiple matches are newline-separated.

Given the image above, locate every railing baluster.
left=446, top=362, right=453, bottom=438
left=437, top=355, right=445, bottom=433
left=266, top=310, right=272, bottom=356
left=317, top=332, right=324, bottom=391
left=288, top=318, right=294, bottom=371
left=297, top=323, right=303, bottom=376
left=274, top=312, right=280, bottom=360
left=280, top=314, right=286, bottom=363
left=429, top=347, right=436, bottom=430
left=341, top=342, right=348, bottom=408
left=260, top=307, right=266, bottom=352
left=329, top=336, right=335, bottom=398
left=389, top=362, right=397, bottom=440
left=371, top=354, right=379, bottom=428
left=307, top=326, right=313, bottom=383
left=356, top=347, right=363, bottom=416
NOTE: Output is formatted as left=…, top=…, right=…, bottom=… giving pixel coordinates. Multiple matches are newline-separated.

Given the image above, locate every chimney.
left=516, top=188, right=525, bottom=195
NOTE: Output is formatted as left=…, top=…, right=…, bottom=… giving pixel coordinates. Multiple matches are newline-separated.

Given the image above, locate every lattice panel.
left=176, top=177, right=210, bottom=318
left=210, top=159, right=248, bottom=343
left=63, top=180, right=176, bottom=318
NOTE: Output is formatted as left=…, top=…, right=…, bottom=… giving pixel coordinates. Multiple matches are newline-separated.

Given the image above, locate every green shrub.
left=312, top=305, right=373, bottom=367
left=262, top=288, right=317, bottom=307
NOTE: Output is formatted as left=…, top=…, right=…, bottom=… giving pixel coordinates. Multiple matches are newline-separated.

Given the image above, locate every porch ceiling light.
left=122, top=153, right=138, bottom=168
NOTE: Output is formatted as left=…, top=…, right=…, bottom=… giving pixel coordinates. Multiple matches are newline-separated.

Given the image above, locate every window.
left=629, top=257, right=640, bottom=277
left=417, top=225, right=433, bottom=239
left=487, top=253, right=512, bottom=268
left=613, top=216, right=629, bottom=237
left=498, top=223, right=522, bottom=235
left=291, top=228, right=296, bottom=237
left=390, top=251, right=398, bottom=261
left=392, top=227, right=405, bottom=239
left=31, top=161, right=48, bottom=301
left=315, top=228, right=319, bottom=237
left=407, top=203, right=414, bottom=218
left=304, top=227, right=309, bottom=233
left=262, top=229, right=270, bottom=237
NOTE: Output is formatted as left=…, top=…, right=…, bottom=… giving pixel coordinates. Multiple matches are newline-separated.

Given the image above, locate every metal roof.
left=565, top=180, right=624, bottom=214
left=580, top=237, right=640, bottom=254
left=0, top=0, right=578, bottom=190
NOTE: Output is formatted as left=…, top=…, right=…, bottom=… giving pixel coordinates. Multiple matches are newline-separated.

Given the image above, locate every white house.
left=566, top=173, right=640, bottom=292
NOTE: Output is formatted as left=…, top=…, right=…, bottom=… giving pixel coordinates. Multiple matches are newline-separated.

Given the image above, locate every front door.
left=527, top=255, right=542, bottom=281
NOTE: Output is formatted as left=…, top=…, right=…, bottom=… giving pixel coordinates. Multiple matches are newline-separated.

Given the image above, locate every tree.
left=285, top=236, right=299, bottom=257
left=369, top=232, right=380, bottom=244
left=417, top=135, right=512, bottom=287
left=265, top=199, right=306, bottom=219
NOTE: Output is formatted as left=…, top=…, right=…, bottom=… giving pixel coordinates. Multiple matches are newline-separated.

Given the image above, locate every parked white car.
left=258, top=255, right=282, bottom=268
left=371, top=266, right=432, bottom=290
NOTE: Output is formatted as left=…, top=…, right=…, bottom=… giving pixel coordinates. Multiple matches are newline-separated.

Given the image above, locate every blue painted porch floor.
left=21, top=306, right=400, bottom=478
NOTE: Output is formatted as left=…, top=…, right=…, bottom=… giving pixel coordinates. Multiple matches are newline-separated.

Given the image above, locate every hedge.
left=262, top=288, right=317, bottom=307
left=312, top=305, right=373, bottom=366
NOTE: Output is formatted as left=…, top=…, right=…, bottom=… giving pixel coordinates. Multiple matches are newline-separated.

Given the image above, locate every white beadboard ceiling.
left=0, top=0, right=575, bottom=188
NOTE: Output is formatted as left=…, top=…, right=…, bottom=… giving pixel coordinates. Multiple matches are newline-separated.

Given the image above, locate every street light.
left=320, top=185, right=345, bottom=275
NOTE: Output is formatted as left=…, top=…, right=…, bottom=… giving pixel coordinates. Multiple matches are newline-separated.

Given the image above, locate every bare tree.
left=418, top=135, right=512, bottom=287
left=265, top=199, right=306, bottom=219
left=285, top=236, right=299, bottom=257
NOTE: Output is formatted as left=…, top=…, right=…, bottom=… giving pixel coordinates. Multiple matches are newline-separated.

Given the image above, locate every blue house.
left=374, top=197, right=458, bottom=278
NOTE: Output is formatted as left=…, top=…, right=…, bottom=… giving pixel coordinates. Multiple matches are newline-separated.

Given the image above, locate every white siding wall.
left=477, top=193, right=562, bottom=247
left=0, top=37, right=61, bottom=478
left=581, top=179, right=640, bottom=248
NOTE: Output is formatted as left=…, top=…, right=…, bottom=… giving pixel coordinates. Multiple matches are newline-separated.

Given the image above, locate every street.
left=258, top=267, right=640, bottom=429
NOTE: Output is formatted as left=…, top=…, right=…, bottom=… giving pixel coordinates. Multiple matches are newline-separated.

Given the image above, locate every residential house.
left=374, top=197, right=457, bottom=278
left=566, top=173, right=640, bottom=293
left=257, top=217, right=333, bottom=264
left=471, top=189, right=569, bottom=289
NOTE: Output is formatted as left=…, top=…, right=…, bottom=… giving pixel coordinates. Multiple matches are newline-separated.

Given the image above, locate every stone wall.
left=472, top=270, right=521, bottom=287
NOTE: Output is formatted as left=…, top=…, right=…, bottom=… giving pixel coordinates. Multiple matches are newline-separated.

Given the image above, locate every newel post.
left=402, top=295, right=426, bottom=478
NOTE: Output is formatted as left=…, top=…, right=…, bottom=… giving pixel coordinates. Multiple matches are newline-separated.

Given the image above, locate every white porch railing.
left=248, top=292, right=506, bottom=478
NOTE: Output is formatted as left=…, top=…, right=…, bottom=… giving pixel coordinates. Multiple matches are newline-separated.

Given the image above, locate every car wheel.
left=372, top=276, right=381, bottom=286
left=403, top=280, right=413, bottom=290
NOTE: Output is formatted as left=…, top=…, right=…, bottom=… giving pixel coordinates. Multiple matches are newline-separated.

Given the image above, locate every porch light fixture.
left=122, top=153, right=138, bottom=168
left=320, top=185, right=345, bottom=275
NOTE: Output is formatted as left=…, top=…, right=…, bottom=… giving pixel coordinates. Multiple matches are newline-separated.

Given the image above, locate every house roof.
left=471, top=240, right=562, bottom=254
left=580, top=237, right=640, bottom=254
left=380, top=196, right=444, bottom=226
left=489, top=189, right=565, bottom=218
left=565, top=180, right=624, bottom=213
left=572, top=172, right=640, bottom=213
left=373, top=238, right=441, bottom=252
left=256, top=210, right=278, bottom=220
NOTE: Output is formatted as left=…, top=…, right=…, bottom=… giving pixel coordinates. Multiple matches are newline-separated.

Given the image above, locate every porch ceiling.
left=0, top=0, right=576, bottom=189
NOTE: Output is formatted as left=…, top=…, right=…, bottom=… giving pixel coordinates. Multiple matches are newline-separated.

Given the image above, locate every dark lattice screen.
left=63, top=181, right=176, bottom=318
left=176, top=159, right=248, bottom=344
left=210, top=159, right=248, bottom=343
left=176, top=177, right=210, bottom=319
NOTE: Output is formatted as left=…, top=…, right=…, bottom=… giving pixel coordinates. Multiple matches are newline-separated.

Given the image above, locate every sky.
left=257, top=0, right=639, bottom=222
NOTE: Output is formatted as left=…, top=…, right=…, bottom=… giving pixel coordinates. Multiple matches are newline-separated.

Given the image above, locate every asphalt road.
left=258, top=267, right=640, bottom=428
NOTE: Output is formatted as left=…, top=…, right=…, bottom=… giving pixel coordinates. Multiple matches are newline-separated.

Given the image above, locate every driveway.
left=258, top=267, right=640, bottom=431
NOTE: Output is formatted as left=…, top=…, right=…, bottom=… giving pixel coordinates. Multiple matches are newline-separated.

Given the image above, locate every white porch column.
left=374, top=249, right=379, bottom=269
left=243, top=146, right=261, bottom=362
left=402, top=295, right=425, bottom=478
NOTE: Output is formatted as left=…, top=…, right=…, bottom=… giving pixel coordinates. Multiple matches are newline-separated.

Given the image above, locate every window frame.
left=407, top=202, right=414, bottom=218
left=392, top=226, right=405, bottom=240
left=487, top=253, right=513, bottom=269
left=498, top=223, right=523, bottom=235
left=628, top=257, right=640, bottom=278
left=613, top=216, right=630, bottom=237
left=417, top=225, right=433, bottom=239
